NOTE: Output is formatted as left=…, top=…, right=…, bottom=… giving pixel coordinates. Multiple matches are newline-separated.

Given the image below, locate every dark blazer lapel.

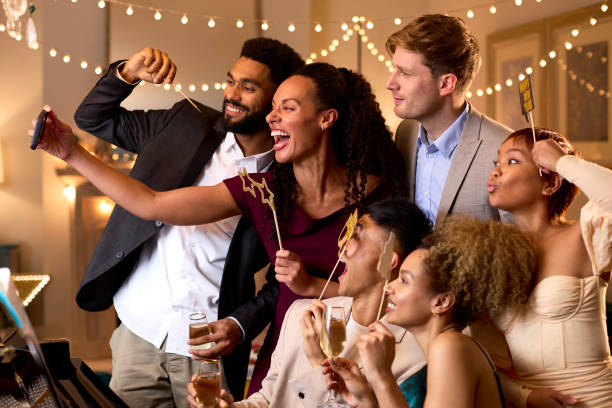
left=435, top=110, right=483, bottom=226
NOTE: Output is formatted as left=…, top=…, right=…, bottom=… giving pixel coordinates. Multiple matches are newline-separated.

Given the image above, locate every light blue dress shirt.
left=415, top=103, right=470, bottom=224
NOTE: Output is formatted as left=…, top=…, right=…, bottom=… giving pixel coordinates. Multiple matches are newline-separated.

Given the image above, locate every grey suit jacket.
left=237, top=296, right=426, bottom=408
left=395, top=106, right=512, bottom=227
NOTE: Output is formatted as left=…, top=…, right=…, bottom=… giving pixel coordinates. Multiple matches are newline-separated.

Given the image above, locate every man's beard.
left=222, top=99, right=270, bottom=134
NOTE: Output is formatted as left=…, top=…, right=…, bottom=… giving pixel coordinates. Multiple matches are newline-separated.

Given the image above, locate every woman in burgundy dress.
left=35, top=62, right=407, bottom=395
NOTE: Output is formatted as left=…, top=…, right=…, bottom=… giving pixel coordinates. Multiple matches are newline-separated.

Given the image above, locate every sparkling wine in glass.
left=320, top=306, right=346, bottom=358
left=318, top=306, right=349, bottom=408
left=194, top=359, right=221, bottom=408
left=189, top=312, right=214, bottom=350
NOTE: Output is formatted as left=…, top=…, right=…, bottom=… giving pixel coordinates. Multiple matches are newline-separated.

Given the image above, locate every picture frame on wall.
left=487, top=24, right=545, bottom=131
left=552, top=14, right=612, bottom=165
left=486, top=3, right=611, bottom=167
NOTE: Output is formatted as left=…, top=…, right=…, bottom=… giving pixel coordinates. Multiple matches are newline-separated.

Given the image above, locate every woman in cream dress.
left=487, top=128, right=612, bottom=407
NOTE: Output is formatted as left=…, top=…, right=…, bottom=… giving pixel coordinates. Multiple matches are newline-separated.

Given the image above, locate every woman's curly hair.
left=421, top=216, right=535, bottom=327
left=270, top=63, right=407, bottom=220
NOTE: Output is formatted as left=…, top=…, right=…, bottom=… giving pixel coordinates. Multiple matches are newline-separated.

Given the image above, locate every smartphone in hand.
left=30, top=109, right=48, bottom=150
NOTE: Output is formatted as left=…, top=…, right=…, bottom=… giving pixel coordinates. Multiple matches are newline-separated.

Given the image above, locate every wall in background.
left=0, top=0, right=606, bottom=356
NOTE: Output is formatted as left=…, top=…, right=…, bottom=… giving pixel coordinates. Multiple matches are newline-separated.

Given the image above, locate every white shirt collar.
left=223, top=131, right=275, bottom=172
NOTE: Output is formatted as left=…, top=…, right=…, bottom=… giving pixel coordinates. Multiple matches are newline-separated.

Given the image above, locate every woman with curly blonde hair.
left=323, top=216, right=535, bottom=408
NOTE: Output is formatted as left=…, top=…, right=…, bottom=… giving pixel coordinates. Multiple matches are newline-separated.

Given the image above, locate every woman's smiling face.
left=266, top=75, right=328, bottom=164
left=385, top=249, right=438, bottom=329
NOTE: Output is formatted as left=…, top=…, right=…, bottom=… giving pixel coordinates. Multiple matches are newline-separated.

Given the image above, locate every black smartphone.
left=30, top=109, right=48, bottom=150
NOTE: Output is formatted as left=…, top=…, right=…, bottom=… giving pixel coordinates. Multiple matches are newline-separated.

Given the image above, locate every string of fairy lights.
left=0, top=0, right=610, bottom=99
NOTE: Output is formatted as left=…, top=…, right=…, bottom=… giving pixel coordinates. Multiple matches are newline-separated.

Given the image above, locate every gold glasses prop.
left=319, top=209, right=358, bottom=300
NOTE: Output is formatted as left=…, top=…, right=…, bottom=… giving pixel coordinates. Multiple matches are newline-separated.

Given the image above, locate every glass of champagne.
left=318, top=306, right=348, bottom=408
left=194, top=358, right=221, bottom=408
left=189, top=312, right=214, bottom=350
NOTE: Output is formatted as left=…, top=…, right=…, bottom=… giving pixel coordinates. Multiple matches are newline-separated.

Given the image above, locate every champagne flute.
left=318, top=306, right=348, bottom=408
left=194, top=358, right=221, bottom=408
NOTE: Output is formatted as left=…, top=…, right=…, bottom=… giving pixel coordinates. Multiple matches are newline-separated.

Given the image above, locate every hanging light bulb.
left=466, top=91, right=473, bottom=98
left=490, top=5, right=497, bottom=14
left=5, top=0, right=28, bottom=18
left=476, top=89, right=484, bottom=96
left=49, top=48, right=57, bottom=57
left=126, top=6, right=134, bottom=15
left=26, top=16, right=38, bottom=49
left=188, top=84, right=196, bottom=92
left=306, top=59, right=313, bottom=64
left=506, top=78, right=513, bottom=87
left=571, top=28, right=579, bottom=37
left=80, top=60, right=88, bottom=69
left=494, top=83, right=502, bottom=92
left=565, top=41, right=573, bottom=50
left=154, top=10, right=162, bottom=20
left=352, top=16, right=359, bottom=23
left=525, top=66, right=533, bottom=74
left=261, top=20, right=269, bottom=30
left=539, top=59, right=547, bottom=67
left=202, top=84, right=209, bottom=92
left=467, top=10, right=475, bottom=19
left=486, top=87, right=493, bottom=95
left=518, top=73, right=526, bottom=81
left=590, top=17, right=598, bottom=25
left=63, top=54, right=71, bottom=63
left=288, top=23, right=295, bottom=32
left=236, top=19, right=244, bottom=28
left=602, top=3, right=608, bottom=12
left=95, top=66, right=103, bottom=75
left=394, top=17, right=402, bottom=25
left=514, top=0, right=522, bottom=5
left=6, top=16, right=21, bottom=39
left=378, top=55, right=385, bottom=62
left=314, top=23, right=322, bottom=32
left=97, top=0, right=106, bottom=9
left=0, top=24, right=5, bottom=32
left=163, top=83, right=171, bottom=90
left=208, top=18, right=215, bottom=28
left=214, top=82, right=222, bottom=90
left=549, top=50, right=557, bottom=59
left=181, top=14, right=188, bottom=24
left=341, top=23, right=348, bottom=31
left=366, top=21, right=374, bottom=29
left=321, top=50, right=328, bottom=57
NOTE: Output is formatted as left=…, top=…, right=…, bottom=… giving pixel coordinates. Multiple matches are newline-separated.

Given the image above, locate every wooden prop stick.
left=376, top=231, right=395, bottom=321
left=518, top=74, right=541, bottom=176
left=177, top=89, right=202, bottom=113
left=237, top=168, right=283, bottom=250
left=318, top=209, right=359, bottom=300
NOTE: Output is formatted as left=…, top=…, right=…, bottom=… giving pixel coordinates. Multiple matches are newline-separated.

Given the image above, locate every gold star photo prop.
left=238, top=168, right=283, bottom=250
